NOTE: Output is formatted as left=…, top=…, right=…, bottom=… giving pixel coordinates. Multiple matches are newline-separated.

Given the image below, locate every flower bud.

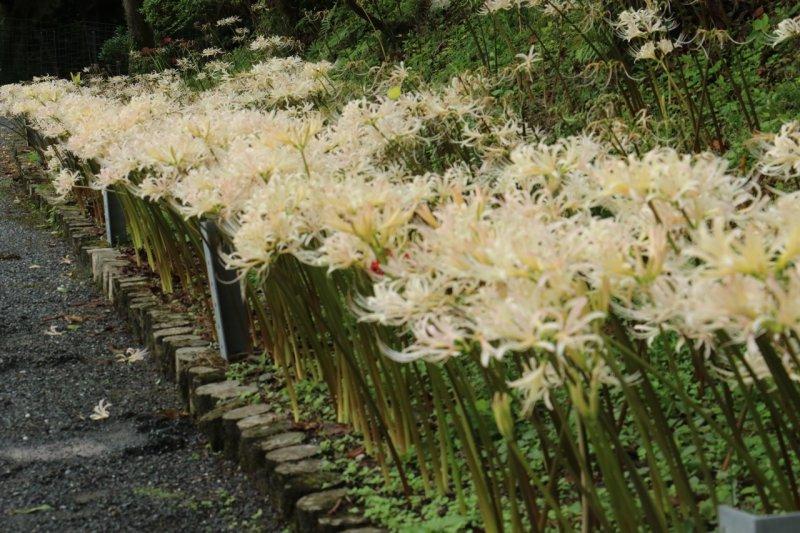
left=492, top=392, right=515, bottom=440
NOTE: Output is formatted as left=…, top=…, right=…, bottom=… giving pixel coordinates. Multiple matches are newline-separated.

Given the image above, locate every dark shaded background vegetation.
left=0, top=0, right=123, bottom=24
left=0, top=0, right=124, bottom=83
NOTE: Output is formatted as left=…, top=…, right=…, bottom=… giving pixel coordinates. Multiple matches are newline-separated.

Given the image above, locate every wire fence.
left=0, top=17, right=122, bottom=84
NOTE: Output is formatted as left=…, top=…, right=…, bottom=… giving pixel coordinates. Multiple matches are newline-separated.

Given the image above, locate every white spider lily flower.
left=353, top=275, right=456, bottom=326
left=631, top=39, right=678, bottom=61
left=249, top=35, right=298, bottom=53
left=175, top=57, right=194, bottom=71
left=656, top=37, right=675, bottom=55
left=215, top=16, right=241, bottom=27
left=690, top=28, right=743, bottom=58
left=754, top=121, right=800, bottom=179
left=613, top=6, right=675, bottom=42
left=479, top=0, right=516, bottom=14
left=514, top=46, right=542, bottom=74
left=508, top=359, right=563, bottom=412
left=201, top=47, right=224, bottom=58
left=770, top=16, right=800, bottom=47
left=381, top=314, right=470, bottom=363
left=205, top=60, right=232, bottom=75
left=249, top=35, right=271, bottom=51
left=53, top=169, right=81, bottom=198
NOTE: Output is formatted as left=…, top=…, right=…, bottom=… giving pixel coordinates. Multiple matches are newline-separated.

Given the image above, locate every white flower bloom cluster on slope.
left=755, top=121, right=800, bottom=180
left=3, top=55, right=800, bottom=412
left=770, top=15, right=800, bottom=47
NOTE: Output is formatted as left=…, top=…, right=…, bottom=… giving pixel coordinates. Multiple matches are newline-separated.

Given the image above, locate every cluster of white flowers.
left=632, top=37, right=680, bottom=61
left=3, top=52, right=799, bottom=413
left=232, top=27, right=251, bottom=43
left=610, top=4, right=686, bottom=63
left=754, top=121, right=800, bottom=180
left=249, top=35, right=300, bottom=53
left=201, top=47, right=224, bottom=58
left=480, top=0, right=576, bottom=15
left=480, top=0, right=520, bottom=13
left=53, top=168, right=81, bottom=198
left=770, top=15, right=800, bottom=47
left=215, top=16, right=242, bottom=28
left=482, top=1, right=683, bottom=63
left=612, top=5, right=675, bottom=42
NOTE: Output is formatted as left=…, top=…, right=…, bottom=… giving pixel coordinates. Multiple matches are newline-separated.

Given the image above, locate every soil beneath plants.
left=0, top=120, right=282, bottom=532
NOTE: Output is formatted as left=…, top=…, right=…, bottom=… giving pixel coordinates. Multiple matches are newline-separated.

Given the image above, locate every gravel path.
left=0, top=121, right=282, bottom=532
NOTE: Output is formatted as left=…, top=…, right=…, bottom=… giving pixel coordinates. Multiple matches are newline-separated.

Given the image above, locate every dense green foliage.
left=98, top=27, right=132, bottom=71
left=141, top=0, right=216, bottom=37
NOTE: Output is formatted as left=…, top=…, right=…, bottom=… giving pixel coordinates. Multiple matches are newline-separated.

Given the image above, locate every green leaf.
left=387, top=85, right=402, bottom=100
left=753, top=14, right=770, bottom=33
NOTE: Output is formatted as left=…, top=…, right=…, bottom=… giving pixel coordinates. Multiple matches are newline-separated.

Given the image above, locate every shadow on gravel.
left=128, top=414, right=192, bottom=456
left=1, top=416, right=197, bottom=467
left=0, top=423, right=147, bottom=464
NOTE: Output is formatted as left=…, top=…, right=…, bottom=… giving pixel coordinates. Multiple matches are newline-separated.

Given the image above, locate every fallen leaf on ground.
left=157, top=408, right=189, bottom=420
left=60, top=255, right=72, bottom=264
left=29, top=264, right=41, bottom=269
left=321, top=423, right=351, bottom=436
left=292, top=420, right=320, bottom=431
left=43, top=325, right=64, bottom=336
left=346, top=446, right=365, bottom=459
left=115, top=347, right=148, bottom=364
left=72, top=298, right=104, bottom=308
left=90, top=399, right=111, bottom=421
